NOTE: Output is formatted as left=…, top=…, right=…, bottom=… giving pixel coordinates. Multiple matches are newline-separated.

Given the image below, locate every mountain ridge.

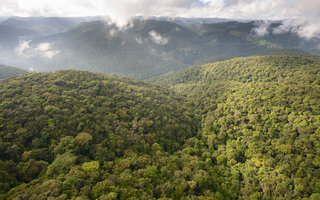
left=1, top=18, right=320, bottom=79
left=0, top=65, right=28, bottom=79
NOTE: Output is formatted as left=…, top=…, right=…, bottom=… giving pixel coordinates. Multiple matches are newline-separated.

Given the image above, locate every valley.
left=1, top=0, right=320, bottom=197
left=0, top=54, right=319, bottom=199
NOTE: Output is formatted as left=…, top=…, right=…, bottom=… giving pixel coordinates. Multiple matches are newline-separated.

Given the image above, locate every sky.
left=1, top=0, right=320, bottom=39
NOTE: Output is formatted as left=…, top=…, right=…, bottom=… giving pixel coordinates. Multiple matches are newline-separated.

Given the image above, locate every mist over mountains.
left=0, top=64, right=28, bottom=79
left=1, top=1, right=320, bottom=199
left=1, top=16, right=320, bottom=79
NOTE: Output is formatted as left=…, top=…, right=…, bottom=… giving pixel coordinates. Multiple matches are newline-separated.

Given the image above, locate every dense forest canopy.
left=0, top=54, right=320, bottom=199
left=151, top=54, right=320, bottom=199
left=1, top=0, right=320, bottom=199
left=0, top=70, right=198, bottom=199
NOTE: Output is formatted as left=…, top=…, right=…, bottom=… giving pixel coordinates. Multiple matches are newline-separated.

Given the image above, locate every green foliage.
left=100, top=192, right=117, bottom=200
left=75, top=132, right=92, bottom=146
left=1, top=54, right=320, bottom=199
left=310, top=193, right=320, bottom=200
left=54, top=136, right=76, bottom=155
left=151, top=54, right=320, bottom=199
left=0, top=70, right=198, bottom=199
left=81, top=161, right=100, bottom=173
left=46, top=152, right=77, bottom=176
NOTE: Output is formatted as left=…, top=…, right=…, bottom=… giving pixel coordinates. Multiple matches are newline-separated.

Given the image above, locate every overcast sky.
left=1, top=0, right=320, bottom=39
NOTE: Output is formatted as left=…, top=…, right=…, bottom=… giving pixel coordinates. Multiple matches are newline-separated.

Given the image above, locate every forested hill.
left=151, top=54, right=320, bottom=199
left=0, top=70, right=198, bottom=199
left=1, top=54, right=320, bottom=199
left=0, top=65, right=28, bottom=79
left=150, top=54, right=320, bottom=87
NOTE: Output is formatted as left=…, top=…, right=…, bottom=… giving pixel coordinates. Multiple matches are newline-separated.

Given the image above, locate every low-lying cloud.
left=15, top=40, right=60, bottom=59
left=149, top=30, right=168, bottom=45
left=252, top=19, right=320, bottom=41
left=253, top=21, right=271, bottom=37
left=221, top=0, right=320, bottom=40
left=1, top=0, right=320, bottom=40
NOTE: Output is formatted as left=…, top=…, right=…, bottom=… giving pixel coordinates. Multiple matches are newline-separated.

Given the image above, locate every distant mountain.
left=136, top=16, right=233, bottom=25
left=1, top=18, right=320, bottom=79
left=0, top=17, right=98, bottom=50
left=17, top=20, right=201, bottom=79
left=1, top=17, right=99, bottom=36
left=0, top=24, right=39, bottom=47
left=0, top=17, right=8, bottom=23
left=0, top=17, right=100, bottom=70
left=0, top=65, right=28, bottom=79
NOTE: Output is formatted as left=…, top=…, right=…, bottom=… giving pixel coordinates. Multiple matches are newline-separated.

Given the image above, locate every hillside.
left=0, top=71, right=201, bottom=199
left=27, top=20, right=199, bottom=79
left=0, top=17, right=91, bottom=36
left=150, top=54, right=320, bottom=86
left=29, top=20, right=314, bottom=79
left=151, top=54, right=320, bottom=199
left=0, top=65, right=28, bottom=79
left=2, top=19, right=319, bottom=79
left=0, top=17, right=94, bottom=45
left=1, top=55, right=320, bottom=199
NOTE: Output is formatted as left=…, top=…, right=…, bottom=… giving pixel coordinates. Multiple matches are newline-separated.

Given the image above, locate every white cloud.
left=0, top=0, right=206, bottom=27
left=217, top=0, right=320, bottom=40
left=224, top=0, right=255, bottom=7
left=271, top=19, right=320, bottom=40
left=149, top=30, right=168, bottom=45
left=295, top=21, right=320, bottom=40
left=109, top=28, right=118, bottom=36
left=1, top=0, right=320, bottom=39
left=36, top=43, right=50, bottom=51
left=253, top=21, right=271, bottom=37
left=42, top=50, right=60, bottom=59
left=15, top=40, right=60, bottom=59
left=272, top=20, right=295, bottom=35
left=15, top=40, right=32, bottom=56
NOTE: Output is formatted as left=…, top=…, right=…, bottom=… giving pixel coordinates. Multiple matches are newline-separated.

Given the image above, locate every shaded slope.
left=1, top=17, right=87, bottom=36
left=0, top=65, right=28, bottom=80
left=16, top=19, right=319, bottom=79
left=28, top=20, right=199, bottom=79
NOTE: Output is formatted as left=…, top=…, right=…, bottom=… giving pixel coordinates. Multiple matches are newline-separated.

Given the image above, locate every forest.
left=0, top=54, right=320, bottom=199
